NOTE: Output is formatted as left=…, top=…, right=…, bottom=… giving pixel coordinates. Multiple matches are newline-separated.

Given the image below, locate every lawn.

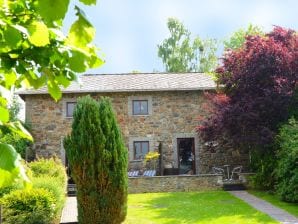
left=249, top=190, right=298, bottom=217
left=124, top=191, right=278, bottom=224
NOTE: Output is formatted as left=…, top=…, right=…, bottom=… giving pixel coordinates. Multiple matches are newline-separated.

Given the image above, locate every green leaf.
left=47, top=80, right=61, bottom=101
left=67, top=6, right=95, bottom=48
left=36, top=0, right=70, bottom=24
left=4, top=70, right=17, bottom=88
left=0, top=143, right=19, bottom=171
left=0, top=143, right=31, bottom=188
left=6, top=121, right=33, bottom=141
left=0, top=106, right=9, bottom=123
left=27, top=21, right=50, bottom=47
left=55, top=74, right=70, bottom=88
left=79, top=0, right=96, bottom=5
left=3, top=26, right=23, bottom=48
left=69, top=51, right=87, bottom=72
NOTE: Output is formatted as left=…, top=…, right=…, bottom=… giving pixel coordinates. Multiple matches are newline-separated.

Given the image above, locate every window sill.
left=132, top=114, right=150, bottom=116
left=130, top=159, right=143, bottom=162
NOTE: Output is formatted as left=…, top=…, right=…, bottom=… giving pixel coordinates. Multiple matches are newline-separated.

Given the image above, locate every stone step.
left=67, top=184, right=77, bottom=196
left=223, top=183, right=246, bottom=191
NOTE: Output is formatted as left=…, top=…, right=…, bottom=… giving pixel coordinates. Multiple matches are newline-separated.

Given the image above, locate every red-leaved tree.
left=198, top=27, right=298, bottom=153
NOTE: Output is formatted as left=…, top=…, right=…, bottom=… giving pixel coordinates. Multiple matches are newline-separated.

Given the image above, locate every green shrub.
left=0, top=188, right=56, bottom=224
left=29, top=157, right=67, bottom=186
left=275, top=118, right=298, bottom=202
left=249, top=150, right=277, bottom=190
left=0, top=132, right=32, bottom=158
left=64, top=96, right=128, bottom=224
left=32, top=176, right=66, bottom=214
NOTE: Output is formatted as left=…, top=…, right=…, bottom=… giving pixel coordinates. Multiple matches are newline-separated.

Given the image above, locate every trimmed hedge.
left=32, top=176, right=66, bottom=214
left=0, top=188, right=56, bottom=224
left=29, top=157, right=67, bottom=186
left=0, top=158, right=67, bottom=224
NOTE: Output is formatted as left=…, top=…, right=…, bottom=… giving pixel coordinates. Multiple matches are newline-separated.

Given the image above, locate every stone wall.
left=128, top=174, right=223, bottom=193
left=23, top=90, right=249, bottom=173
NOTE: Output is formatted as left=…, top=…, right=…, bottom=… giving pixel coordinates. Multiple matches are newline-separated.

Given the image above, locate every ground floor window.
left=134, top=141, right=149, bottom=160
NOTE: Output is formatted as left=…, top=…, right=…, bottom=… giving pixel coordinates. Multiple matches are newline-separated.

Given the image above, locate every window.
left=133, top=100, right=148, bottom=115
left=66, top=102, right=76, bottom=117
left=133, top=141, right=149, bottom=160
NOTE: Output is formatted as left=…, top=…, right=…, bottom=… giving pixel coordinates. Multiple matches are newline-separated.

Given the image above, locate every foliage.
left=0, top=131, right=32, bottom=158
left=8, top=95, right=22, bottom=122
left=158, top=17, right=218, bottom=73
left=249, top=150, right=277, bottom=190
left=0, top=143, right=30, bottom=188
left=144, top=151, right=160, bottom=170
left=64, top=96, right=128, bottom=224
left=0, top=188, right=56, bottom=224
left=224, top=24, right=264, bottom=50
left=0, top=0, right=102, bottom=103
left=29, top=157, right=67, bottom=186
left=32, top=176, right=66, bottom=215
left=145, top=151, right=160, bottom=161
left=198, top=27, right=298, bottom=154
left=0, top=0, right=102, bottom=187
left=275, top=118, right=298, bottom=202
left=124, top=191, right=278, bottom=224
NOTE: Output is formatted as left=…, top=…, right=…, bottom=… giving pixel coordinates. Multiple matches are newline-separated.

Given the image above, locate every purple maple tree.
left=198, top=27, right=298, bottom=152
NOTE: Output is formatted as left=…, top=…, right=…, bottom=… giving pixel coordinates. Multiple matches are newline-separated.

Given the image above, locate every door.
left=177, top=138, right=196, bottom=174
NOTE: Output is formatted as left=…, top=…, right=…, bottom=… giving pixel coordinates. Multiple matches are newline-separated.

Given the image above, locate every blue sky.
left=65, top=0, right=298, bottom=74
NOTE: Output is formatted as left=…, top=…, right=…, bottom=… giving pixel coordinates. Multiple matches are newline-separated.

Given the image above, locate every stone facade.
left=23, top=90, right=249, bottom=174
left=128, top=174, right=223, bottom=193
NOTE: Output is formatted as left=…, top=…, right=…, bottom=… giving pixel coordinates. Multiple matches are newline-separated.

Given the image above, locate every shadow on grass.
left=125, top=191, right=278, bottom=224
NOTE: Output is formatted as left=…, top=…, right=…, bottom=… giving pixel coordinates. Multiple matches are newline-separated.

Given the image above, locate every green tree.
left=224, top=24, right=264, bottom=50
left=64, top=96, right=128, bottom=224
left=0, top=0, right=102, bottom=188
left=158, top=17, right=217, bottom=73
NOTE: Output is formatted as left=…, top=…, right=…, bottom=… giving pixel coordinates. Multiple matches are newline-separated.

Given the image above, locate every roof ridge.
left=82, top=72, right=205, bottom=76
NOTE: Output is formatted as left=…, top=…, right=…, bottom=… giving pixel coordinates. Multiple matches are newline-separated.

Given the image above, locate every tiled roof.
left=18, top=72, right=216, bottom=95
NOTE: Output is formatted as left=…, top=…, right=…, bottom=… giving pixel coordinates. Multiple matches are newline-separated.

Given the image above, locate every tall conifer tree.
left=64, top=96, right=127, bottom=223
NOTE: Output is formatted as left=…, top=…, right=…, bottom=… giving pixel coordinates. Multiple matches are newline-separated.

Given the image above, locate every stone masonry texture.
left=23, top=90, right=249, bottom=174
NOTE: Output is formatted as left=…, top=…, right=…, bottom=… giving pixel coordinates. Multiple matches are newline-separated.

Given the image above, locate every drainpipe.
left=158, top=141, right=163, bottom=176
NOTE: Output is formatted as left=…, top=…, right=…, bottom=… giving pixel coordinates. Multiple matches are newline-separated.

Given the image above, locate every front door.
left=177, top=138, right=195, bottom=174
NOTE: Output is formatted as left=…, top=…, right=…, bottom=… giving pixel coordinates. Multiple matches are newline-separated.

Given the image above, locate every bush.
left=275, top=118, right=298, bottom=202
left=32, top=176, right=66, bottom=214
left=29, top=157, right=67, bottom=186
left=249, top=150, right=277, bottom=190
left=0, top=188, right=56, bottom=224
left=64, top=96, right=128, bottom=224
left=0, top=132, right=32, bottom=159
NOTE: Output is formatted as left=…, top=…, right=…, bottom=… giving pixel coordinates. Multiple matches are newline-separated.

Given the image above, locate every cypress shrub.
left=64, top=96, right=128, bottom=224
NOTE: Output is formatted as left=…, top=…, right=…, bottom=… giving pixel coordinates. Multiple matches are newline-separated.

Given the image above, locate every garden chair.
left=230, top=166, right=242, bottom=180
left=143, top=170, right=156, bottom=177
left=128, top=170, right=139, bottom=177
left=212, top=166, right=224, bottom=175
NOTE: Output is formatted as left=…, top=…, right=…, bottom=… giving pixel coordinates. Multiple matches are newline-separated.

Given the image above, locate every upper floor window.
left=133, top=100, right=148, bottom=115
left=66, top=102, right=76, bottom=117
left=134, top=141, right=149, bottom=160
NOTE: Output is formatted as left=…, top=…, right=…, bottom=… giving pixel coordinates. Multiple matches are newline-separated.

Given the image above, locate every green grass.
left=249, top=190, right=298, bottom=217
left=124, top=191, right=278, bottom=224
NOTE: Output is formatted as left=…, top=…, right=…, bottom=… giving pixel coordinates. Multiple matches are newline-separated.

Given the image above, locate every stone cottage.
left=19, top=73, right=249, bottom=174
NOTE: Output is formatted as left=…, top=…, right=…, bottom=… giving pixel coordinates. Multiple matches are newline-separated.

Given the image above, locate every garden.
left=0, top=158, right=67, bottom=224
left=0, top=0, right=297, bottom=224
left=125, top=191, right=278, bottom=224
